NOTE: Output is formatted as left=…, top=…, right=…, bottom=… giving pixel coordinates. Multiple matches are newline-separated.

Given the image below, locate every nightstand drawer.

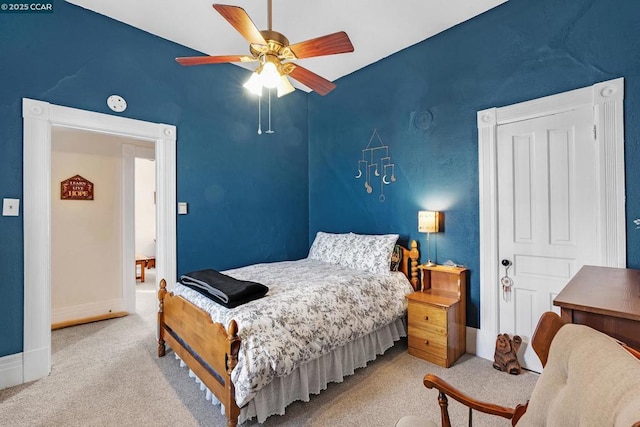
left=408, top=302, right=447, bottom=333
left=408, top=329, right=447, bottom=357
left=408, top=347, right=448, bottom=367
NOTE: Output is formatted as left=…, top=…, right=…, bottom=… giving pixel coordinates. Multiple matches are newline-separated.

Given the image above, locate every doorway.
left=22, top=98, right=177, bottom=384
left=134, top=154, right=158, bottom=315
left=50, top=129, right=156, bottom=328
left=134, top=155, right=157, bottom=285
left=474, top=78, right=626, bottom=362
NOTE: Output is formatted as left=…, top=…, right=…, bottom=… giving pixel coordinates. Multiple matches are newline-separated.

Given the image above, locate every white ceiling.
left=66, top=0, right=507, bottom=92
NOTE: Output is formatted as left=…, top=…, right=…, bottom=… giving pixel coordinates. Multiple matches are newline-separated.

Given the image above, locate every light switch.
left=178, top=202, right=188, bottom=215
left=3, top=198, right=20, bottom=216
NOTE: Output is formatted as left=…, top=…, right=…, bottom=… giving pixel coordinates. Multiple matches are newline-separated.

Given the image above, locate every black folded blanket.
left=180, top=269, right=269, bottom=308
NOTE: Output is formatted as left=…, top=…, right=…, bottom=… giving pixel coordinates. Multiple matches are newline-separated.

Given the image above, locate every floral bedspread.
left=172, top=258, right=414, bottom=407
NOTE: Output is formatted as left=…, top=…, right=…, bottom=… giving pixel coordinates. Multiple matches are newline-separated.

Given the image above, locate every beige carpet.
left=0, top=272, right=538, bottom=426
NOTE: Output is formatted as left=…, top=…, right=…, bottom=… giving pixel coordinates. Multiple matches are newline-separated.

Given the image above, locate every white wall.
left=135, top=158, right=156, bottom=257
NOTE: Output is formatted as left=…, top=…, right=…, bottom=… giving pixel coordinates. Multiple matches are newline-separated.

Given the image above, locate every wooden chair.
left=422, top=312, right=640, bottom=427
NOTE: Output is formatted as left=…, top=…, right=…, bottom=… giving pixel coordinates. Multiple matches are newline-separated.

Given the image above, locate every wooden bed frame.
left=158, top=241, right=420, bottom=427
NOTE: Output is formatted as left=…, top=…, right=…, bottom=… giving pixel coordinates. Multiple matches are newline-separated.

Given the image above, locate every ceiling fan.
left=175, top=1, right=354, bottom=96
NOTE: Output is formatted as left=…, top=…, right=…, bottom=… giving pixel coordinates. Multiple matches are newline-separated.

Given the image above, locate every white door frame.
left=475, top=78, right=626, bottom=360
left=21, top=98, right=177, bottom=383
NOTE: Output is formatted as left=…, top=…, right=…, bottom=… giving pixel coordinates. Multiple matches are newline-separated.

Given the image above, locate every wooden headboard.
left=399, top=240, right=420, bottom=291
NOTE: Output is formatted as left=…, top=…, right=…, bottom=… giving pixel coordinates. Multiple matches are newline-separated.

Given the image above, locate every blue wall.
left=0, top=2, right=309, bottom=357
left=2, top=0, right=640, bottom=358
left=309, top=0, right=640, bottom=327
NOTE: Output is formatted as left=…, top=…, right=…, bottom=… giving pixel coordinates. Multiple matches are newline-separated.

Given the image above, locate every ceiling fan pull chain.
left=266, top=88, right=275, bottom=134
left=257, top=96, right=262, bottom=135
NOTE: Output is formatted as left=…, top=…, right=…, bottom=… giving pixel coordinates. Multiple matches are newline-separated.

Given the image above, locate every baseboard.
left=466, top=326, right=477, bottom=355
left=466, top=326, right=493, bottom=361
left=52, top=311, right=128, bottom=330
left=467, top=326, right=496, bottom=361
left=0, top=353, right=23, bottom=390
left=51, top=298, right=126, bottom=325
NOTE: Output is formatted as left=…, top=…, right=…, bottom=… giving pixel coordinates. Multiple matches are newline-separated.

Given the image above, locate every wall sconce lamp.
left=418, top=210, right=441, bottom=266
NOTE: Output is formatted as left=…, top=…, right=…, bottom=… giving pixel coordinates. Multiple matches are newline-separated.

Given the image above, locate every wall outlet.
left=3, top=198, right=20, bottom=216
left=178, top=202, right=188, bottom=215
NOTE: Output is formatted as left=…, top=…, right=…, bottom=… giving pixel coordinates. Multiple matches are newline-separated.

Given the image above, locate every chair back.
left=517, top=323, right=640, bottom=426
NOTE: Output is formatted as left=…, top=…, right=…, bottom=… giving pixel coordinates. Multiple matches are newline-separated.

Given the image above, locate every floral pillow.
left=308, top=231, right=399, bottom=275
left=308, top=232, right=352, bottom=266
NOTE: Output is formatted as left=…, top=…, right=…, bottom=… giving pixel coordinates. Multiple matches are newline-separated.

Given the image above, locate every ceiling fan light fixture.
left=243, top=71, right=263, bottom=96
left=277, top=75, right=295, bottom=97
left=259, top=58, right=281, bottom=88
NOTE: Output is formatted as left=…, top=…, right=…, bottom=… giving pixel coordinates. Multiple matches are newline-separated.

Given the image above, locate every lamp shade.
left=277, top=75, right=295, bottom=97
left=260, top=61, right=281, bottom=88
left=243, top=71, right=263, bottom=96
left=418, top=211, right=440, bottom=233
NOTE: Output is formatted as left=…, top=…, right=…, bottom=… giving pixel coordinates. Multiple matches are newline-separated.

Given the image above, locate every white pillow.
left=308, top=231, right=399, bottom=275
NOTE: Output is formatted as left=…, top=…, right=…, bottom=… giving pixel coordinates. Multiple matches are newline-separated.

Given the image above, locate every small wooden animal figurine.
left=493, top=333, right=523, bottom=375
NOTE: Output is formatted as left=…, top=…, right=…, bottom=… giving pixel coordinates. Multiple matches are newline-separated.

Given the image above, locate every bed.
left=158, top=233, right=420, bottom=426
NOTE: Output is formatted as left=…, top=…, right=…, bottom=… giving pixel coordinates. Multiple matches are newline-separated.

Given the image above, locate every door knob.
left=501, top=259, right=513, bottom=302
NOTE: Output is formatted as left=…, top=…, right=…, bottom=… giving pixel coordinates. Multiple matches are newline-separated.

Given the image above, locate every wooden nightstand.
left=406, top=265, right=468, bottom=367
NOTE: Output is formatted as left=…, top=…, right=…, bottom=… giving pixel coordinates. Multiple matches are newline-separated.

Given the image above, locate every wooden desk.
left=553, top=265, right=640, bottom=350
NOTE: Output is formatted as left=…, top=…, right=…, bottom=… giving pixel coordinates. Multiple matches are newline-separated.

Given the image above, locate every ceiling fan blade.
left=176, top=55, right=254, bottom=66
left=213, top=4, right=266, bottom=46
left=289, top=31, right=354, bottom=59
left=289, top=65, right=337, bottom=96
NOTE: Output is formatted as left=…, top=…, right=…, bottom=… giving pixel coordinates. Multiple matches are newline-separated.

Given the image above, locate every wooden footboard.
left=158, top=279, right=241, bottom=427
left=157, top=241, right=420, bottom=426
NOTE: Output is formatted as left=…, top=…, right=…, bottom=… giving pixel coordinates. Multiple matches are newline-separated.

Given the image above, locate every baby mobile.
left=355, top=129, right=396, bottom=202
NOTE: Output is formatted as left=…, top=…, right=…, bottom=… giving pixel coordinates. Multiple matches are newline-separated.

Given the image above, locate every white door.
left=497, top=106, right=597, bottom=372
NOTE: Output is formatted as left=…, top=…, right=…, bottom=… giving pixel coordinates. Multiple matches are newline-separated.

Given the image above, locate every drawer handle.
left=424, top=340, right=430, bottom=346
left=424, top=315, right=429, bottom=321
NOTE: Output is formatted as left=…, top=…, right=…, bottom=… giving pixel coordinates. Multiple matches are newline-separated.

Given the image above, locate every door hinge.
left=593, top=125, right=597, bottom=140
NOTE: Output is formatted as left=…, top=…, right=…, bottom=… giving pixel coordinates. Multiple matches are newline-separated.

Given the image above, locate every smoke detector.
left=107, top=95, right=127, bottom=112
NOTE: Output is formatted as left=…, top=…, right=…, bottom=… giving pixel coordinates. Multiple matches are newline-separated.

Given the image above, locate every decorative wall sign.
left=355, top=129, right=396, bottom=202
left=61, top=175, right=94, bottom=200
